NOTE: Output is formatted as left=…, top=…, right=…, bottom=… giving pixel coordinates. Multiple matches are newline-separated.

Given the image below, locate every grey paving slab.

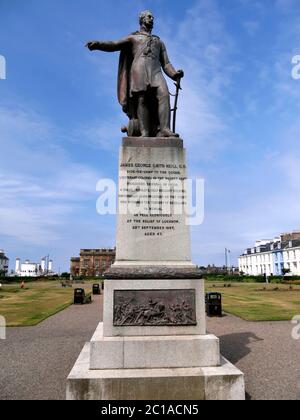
left=207, top=314, right=300, bottom=400
left=0, top=294, right=102, bottom=400
left=1, top=294, right=300, bottom=400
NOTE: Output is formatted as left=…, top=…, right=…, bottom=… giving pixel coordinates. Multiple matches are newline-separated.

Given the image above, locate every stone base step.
left=67, top=342, right=245, bottom=400
left=90, top=323, right=220, bottom=369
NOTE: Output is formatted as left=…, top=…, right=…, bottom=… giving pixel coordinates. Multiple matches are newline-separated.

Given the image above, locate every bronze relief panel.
left=113, top=289, right=196, bottom=327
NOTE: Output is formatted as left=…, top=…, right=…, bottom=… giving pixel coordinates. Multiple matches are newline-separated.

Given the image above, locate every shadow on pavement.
left=219, top=332, right=264, bottom=364
left=245, top=392, right=252, bottom=400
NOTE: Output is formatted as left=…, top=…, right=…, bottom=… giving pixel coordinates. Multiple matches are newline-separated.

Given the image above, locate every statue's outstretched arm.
left=160, top=42, right=184, bottom=81
left=85, top=36, right=131, bottom=52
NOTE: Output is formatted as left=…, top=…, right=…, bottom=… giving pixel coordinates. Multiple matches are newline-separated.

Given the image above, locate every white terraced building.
left=238, top=231, right=300, bottom=276
left=15, top=257, right=54, bottom=277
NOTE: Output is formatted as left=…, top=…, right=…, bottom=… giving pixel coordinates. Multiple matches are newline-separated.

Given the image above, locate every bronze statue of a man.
left=86, top=11, right=184, bottom=138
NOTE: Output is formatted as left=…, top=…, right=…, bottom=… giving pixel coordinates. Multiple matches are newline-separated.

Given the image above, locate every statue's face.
left=141, top=11, right=154, bottom=30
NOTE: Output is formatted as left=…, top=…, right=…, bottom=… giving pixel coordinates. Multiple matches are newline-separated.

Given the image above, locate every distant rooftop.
left=241, top=231, right=300, bottom=256
left=80, top=248, right=116, bottom=254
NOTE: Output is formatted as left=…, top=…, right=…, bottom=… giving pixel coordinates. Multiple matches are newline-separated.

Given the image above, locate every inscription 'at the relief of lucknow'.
left=113, top=289, right=196, bottom=327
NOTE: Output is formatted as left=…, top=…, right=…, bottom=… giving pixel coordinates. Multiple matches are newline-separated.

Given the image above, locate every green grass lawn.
left=0, top=281, right=91, bottom=327
left=205, top=281, right=300, bottom=321
left=1, top=280, right=299, bottom=326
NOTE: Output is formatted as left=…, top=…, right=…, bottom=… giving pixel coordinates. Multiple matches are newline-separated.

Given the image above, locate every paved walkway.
left=0, top=295, right=103, bottom=400
left=1, top=295, right=300, bottom=400
left=207, top=315, right=300, bottom=400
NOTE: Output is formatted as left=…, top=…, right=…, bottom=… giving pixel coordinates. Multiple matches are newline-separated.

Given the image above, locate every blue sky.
left=1, top=0, right=300, bottom=272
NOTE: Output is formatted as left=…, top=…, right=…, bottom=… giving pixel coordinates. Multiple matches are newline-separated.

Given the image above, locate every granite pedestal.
left=67, top=138, right=245, bottom=400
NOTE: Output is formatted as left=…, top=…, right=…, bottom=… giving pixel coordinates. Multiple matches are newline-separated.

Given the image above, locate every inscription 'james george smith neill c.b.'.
left=86, top=10, right=184, bottom=138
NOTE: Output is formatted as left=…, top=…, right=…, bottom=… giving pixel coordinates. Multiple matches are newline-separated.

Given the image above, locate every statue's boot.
left=138, top=120, right=150, bottom=137
left=141, top=130, right=150, bottom=137
left=159, top=128, right=180, bottom=138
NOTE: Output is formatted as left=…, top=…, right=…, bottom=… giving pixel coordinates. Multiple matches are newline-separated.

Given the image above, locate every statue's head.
left=139, top=10, right=154, bottom=30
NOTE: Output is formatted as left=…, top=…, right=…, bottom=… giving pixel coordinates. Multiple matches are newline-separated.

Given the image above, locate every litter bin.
left=93, top=284, right=101, bottom=295
left=74, top=288, right=85, bottom=304
left=206, top=292, right=222, bottom=317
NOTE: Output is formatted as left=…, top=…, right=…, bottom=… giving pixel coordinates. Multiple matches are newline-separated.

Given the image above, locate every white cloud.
left=0, top=204, right=67, bottom=245
left=74, top=119, right=122, bottom=152
left=0, top=103, right=104, bottom=248
left=0, top=167, right=102, bottom=245
left=0, top=105, right=54, bottom=146
left=155, top=0, right=237, bottom=160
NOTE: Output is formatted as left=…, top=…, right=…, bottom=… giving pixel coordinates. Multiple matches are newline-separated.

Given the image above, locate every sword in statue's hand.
left=171, top=70, right=184, bottom=134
